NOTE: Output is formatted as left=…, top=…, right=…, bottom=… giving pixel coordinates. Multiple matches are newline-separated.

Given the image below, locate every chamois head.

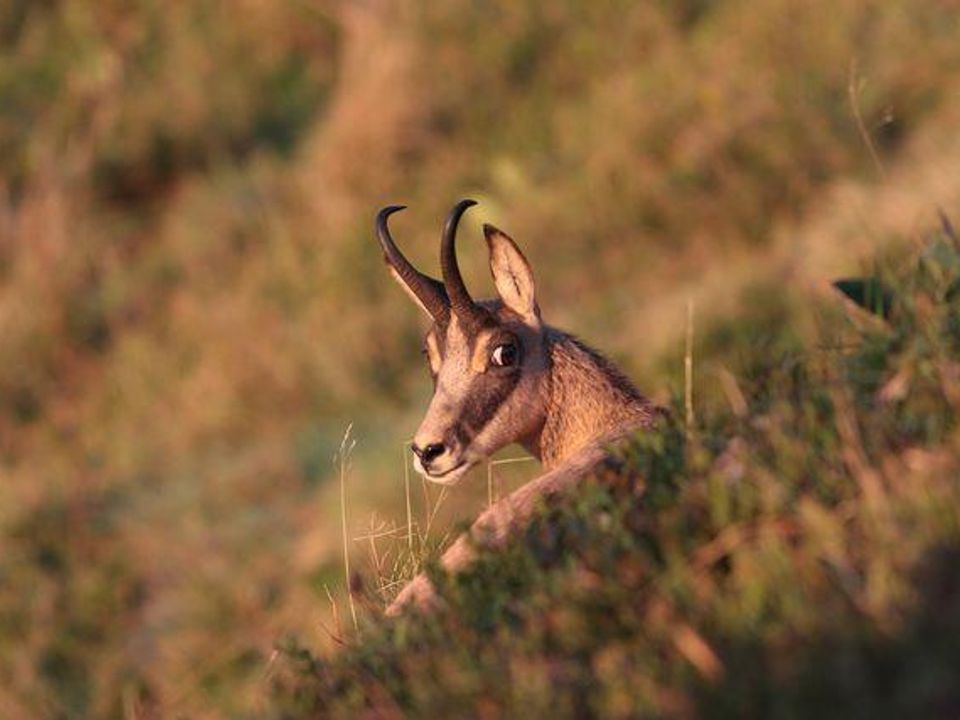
left=377, top=200, right=550, bottom=485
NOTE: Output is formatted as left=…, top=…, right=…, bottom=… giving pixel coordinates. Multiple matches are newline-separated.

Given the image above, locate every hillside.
left=273, top=223, right=960, bottom=717
left=2, top=1, right=960, bottom=716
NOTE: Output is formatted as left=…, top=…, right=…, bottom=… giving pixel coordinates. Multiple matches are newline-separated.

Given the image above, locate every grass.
left=2, top=0, right=960, bottom=716
left=339, top=450, right=539, bottom=618
left=335, top=423, right=360, bottom=637
left=270, top=220, right=960, bottom=717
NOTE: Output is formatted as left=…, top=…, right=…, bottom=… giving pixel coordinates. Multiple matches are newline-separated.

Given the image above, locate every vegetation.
left=2, top=0, right=960, bottom=717
left=271, top=221, right=960, bottom=717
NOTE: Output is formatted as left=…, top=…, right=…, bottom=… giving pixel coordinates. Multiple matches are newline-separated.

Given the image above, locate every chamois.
left=378, top=200, right=661, bottom=615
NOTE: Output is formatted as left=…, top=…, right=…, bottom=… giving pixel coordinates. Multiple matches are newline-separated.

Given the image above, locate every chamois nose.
left=411, top=442, right=446, bottom=464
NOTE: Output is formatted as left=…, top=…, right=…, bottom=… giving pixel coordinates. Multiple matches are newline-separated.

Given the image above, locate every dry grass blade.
left=847, top=59, right=888, bottom=181
left=487, top=456, right=536, bottom=507
left=672, top=623, right=725, bottom=683
left=402, top=439, right=414, bottom=555
left=336, top=423, right=360, bottom=638
left=685, top=298, right=696, bottom=436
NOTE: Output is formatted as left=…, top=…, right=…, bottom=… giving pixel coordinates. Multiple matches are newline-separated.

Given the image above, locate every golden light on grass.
left=336, top=423, right=360, bottom=637
left=685, top=298, right=695, bottom=437
left=4, top=1, right=960, bottom=715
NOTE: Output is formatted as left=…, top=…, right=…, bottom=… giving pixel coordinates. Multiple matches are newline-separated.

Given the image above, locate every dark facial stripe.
left=456, top=366, right=522, bottom=442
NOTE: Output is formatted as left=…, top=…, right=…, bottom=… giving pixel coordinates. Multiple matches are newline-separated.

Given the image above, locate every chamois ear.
left=483, top=224, right=540, bottom=326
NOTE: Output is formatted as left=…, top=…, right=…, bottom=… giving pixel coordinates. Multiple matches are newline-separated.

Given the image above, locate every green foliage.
left=271, top=229, right=960, bottom=717
left=834, top=215, right=960, bottom=321
left=833, top=278, right=896, bottom=319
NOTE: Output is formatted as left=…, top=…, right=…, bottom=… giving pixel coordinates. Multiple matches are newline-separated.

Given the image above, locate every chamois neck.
left=533, top=330, right=657, bottom=469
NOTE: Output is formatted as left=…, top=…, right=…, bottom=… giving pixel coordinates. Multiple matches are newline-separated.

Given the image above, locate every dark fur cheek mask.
left=459, top=369, right=522, bottom=437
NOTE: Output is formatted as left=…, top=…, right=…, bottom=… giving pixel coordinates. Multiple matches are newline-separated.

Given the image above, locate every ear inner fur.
left=484, top=223, right=540, bottom=325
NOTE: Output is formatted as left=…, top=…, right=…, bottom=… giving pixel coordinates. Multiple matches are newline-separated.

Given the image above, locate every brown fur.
left=535, top=330, right=659, bottom=468
left=386, top=327, right=661, bottom=615
left=379, top=205, right=661, bottom=615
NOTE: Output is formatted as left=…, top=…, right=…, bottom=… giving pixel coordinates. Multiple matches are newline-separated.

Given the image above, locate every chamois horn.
left=376, top=205, right=449, bottom=322
left=441, top=199, right=486, bottom=327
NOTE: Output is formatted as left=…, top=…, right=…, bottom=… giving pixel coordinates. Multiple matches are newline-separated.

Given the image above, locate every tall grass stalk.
left=487, top=457, right=536, bottom=508
left=685, top=298, right=696, bottom=436
left=336, top=424, right=360, bottom=637
left=403, top=440, right=413, bottom=554
left=848, top=59, right=888, bottom=181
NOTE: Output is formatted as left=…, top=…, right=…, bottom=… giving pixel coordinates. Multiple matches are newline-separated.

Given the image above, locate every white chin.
left=413, top=458, right=474, bottom=486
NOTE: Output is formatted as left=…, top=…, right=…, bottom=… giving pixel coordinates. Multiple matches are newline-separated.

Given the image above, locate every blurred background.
left=1, top=0, right=959, bottom=716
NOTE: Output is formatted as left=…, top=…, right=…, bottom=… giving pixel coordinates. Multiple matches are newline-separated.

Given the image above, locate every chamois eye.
left=490, top=342, right=518, bottom=368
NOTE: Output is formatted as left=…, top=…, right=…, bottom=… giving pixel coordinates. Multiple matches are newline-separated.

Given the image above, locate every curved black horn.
left=441, top=199, right=486, bottom=326
left=377, top=205, right=449, bottom=322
